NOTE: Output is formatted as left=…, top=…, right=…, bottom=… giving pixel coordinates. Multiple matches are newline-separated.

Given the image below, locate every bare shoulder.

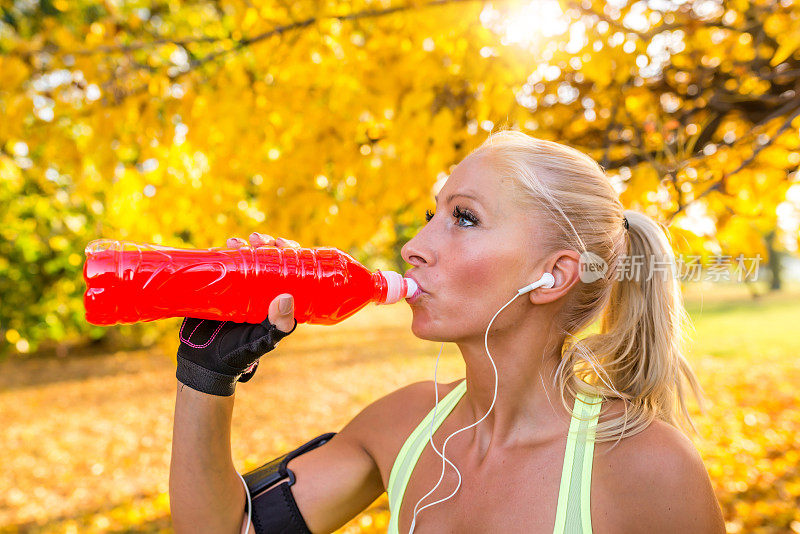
left=283, top=381, right=459, bottom=533
left=594, top=400, right=726, bottom=534
left=338, top=379, right=462, bottom=489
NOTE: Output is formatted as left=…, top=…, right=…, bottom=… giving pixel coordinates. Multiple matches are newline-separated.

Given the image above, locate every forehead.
left=435, top=154, right=505, bottom=206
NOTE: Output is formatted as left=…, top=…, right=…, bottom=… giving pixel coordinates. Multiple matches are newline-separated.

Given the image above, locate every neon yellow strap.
left=387, top=379, right=467, bottom=534
left=553, top=391, right=602, bottom=533
left=386, top=383, right=602, bottom=534
left=581, top=394, right=602, bottom=533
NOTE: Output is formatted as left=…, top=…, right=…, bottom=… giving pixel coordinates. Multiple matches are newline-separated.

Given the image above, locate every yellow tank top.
left=386, top=379, right=603, bottom=533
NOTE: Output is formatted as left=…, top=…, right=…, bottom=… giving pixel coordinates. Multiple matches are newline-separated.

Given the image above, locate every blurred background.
left=1, top=0, right=799, bottom=532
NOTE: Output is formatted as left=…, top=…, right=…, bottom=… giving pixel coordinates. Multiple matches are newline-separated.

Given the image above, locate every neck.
left=454, top=304, right=572, bottom=457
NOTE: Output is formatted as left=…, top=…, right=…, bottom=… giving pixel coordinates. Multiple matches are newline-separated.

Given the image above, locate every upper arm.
left=617, top=422, right=726, bottom=534
left=253, top=381, right=434, bottom=534
left=286, top=430, right=383, bottom=533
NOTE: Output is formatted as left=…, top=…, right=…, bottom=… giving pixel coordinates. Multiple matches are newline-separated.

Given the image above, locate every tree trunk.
left=765, top=230, right=783, bottom=292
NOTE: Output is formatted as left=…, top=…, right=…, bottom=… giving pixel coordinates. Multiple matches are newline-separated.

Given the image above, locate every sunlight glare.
left=481, top=0, right=570, bottom=48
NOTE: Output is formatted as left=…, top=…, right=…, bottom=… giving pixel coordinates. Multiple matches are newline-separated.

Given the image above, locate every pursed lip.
left=403, top=270, right=427, bottom=295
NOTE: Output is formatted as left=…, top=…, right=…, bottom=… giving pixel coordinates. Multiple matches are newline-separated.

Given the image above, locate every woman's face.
left=401, top=154, right=548, bottom=342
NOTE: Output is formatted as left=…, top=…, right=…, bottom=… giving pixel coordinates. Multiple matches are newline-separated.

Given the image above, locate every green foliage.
left=0, top=156, right=108, bottom=356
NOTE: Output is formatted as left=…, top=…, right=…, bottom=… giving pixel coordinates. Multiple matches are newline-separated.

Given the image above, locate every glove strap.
left=177, top=357, right=240, bottom=397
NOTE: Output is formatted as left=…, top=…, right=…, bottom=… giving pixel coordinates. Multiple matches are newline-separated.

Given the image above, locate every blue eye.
left=424, top=205, right=479, bottom=227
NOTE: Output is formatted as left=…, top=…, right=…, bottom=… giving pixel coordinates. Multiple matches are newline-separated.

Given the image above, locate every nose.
left=401, top=233, right=429, bottom=267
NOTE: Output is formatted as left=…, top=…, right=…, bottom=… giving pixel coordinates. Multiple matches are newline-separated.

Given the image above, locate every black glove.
left=176, top=316, right=298, bottom=396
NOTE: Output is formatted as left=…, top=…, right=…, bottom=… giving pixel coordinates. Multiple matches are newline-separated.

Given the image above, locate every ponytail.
left=592, top=210, right=707, bottom=442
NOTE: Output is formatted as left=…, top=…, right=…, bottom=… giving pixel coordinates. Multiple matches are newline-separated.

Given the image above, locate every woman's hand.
left=175, top=233, right=302, bottom=397
left=228, top=232, right=300, bottom=334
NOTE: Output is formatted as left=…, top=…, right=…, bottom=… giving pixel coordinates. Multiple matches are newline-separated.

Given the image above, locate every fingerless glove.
left=176, top=316, right=298, bottom=396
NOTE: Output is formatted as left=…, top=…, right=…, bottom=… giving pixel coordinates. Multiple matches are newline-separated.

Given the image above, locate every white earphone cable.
left=236, top=469, right=252, bottom=534
left=408, top=290, right=522, bottom=534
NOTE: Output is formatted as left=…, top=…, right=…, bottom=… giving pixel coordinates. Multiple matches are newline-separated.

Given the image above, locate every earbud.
left=516, top=272, right=555, bottom=295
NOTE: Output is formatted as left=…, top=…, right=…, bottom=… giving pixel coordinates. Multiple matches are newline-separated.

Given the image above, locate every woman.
left=170, top=130, right=726, bottom=533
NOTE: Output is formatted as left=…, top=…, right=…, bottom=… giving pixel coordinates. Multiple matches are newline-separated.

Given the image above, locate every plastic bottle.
left=83, top=239, right=419, bottom=326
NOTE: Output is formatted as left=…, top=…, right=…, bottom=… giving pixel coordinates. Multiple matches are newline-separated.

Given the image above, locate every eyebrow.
left=434, top=193, right=483, bottom=205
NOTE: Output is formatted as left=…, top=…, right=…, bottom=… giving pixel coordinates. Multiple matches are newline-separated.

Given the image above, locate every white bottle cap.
left=378, top=271, right=416, bottom=304
left=405, top=277, right=418, bottom=298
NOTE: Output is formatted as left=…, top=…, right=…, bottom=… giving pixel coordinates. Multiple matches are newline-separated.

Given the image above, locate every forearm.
left=170, top=382, right=246, bottom=534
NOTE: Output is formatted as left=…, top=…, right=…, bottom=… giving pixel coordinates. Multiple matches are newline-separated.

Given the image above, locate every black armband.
left=243, top=432, right=336, bottom=533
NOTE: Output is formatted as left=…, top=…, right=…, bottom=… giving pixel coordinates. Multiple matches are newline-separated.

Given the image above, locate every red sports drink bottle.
left=82, top=239, right=419, bottom=326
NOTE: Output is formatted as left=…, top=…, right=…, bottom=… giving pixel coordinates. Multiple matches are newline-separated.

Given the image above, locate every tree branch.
left=10, top=0, right=495, bottom=59
left=665, top=104, right=800, bottom=224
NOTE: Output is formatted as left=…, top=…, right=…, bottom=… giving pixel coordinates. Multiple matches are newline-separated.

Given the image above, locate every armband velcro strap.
left=251, top=479, right=310, bottom=533
left=243, top=433, right=337, bottom=534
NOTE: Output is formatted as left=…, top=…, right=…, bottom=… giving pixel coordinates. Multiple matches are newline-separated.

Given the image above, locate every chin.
left=409, top=315, right=438, bottom=341
left=409, top=317, right=429, bottom=339
left=409, top=316, right=458, bottom=343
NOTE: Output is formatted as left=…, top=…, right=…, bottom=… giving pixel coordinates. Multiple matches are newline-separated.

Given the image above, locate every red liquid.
left=83, top=239, right=412, bottom=326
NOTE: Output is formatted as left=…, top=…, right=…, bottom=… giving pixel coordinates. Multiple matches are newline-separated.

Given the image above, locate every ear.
left=528, top=250, right=582, bottom=305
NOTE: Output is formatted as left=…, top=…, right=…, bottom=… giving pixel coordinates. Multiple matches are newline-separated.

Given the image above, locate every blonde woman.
left=170, top=130, right=726, bottom=533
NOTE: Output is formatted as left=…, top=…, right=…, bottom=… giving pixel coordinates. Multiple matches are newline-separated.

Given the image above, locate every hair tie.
left=623, top=215, right=630, bottom=231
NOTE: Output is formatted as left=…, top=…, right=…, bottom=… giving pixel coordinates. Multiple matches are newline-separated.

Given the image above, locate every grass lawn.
left=1, top=283, right=798, bottom=533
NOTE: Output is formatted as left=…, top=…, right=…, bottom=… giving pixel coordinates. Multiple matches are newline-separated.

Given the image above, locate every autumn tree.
left=510, top=0, right=800, bottom=286
left=1, top=0, right=798, bottom=357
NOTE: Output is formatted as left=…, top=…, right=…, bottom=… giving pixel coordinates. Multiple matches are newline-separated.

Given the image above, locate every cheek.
left=448, top=248, right=528, bottom=314
left=454, top=257, right=500, bottom=295
left=440, top=255, right=512, bottom=319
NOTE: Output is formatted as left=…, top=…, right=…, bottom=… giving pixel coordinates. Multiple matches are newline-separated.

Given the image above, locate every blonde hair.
left=471, top=128, right=707, bottom=448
